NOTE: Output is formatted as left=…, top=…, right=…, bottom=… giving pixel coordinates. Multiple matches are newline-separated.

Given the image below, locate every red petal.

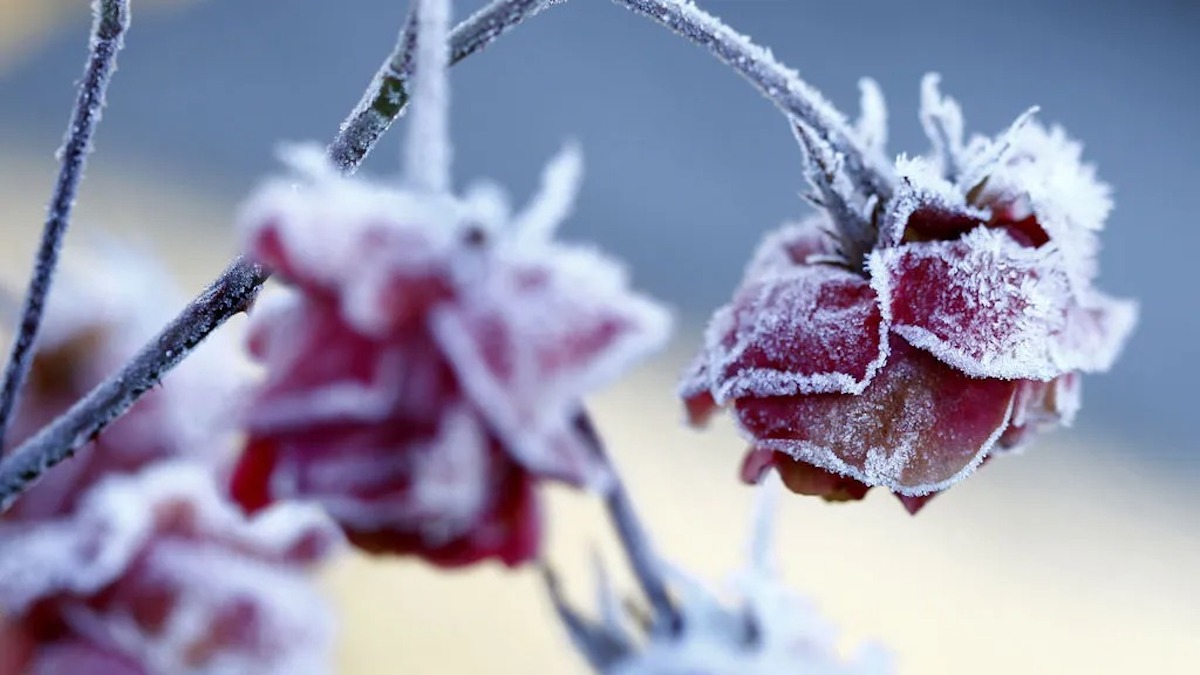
left=742, top=216, right=840, bottom=279
left=871, top=226, right=1070, bottom=380
left=741, top=449, right=871, bottom=503
left=702, top=264, right=887, bottom=403
left=431, top=250, right=667, bottom=487
left=735, top=338, right=1016, bottom=495
left=1052, top=292, right=1137, bottom=374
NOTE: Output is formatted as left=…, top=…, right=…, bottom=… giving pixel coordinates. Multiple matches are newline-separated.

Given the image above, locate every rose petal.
left=742, top=215, right=841, bottom=280
left=734, top=338, right=1016, bottom=495
left=431, top=246, right=668, bottom=487
left=237, top=406, right=540, bottom=568
left=870, top=226, right=1070, bottom=380
left=740, top=449, right=871, bottom=504
left=247, top=298, right=456, bottom=432
left=1052, top=291, right=1137, bottom=374
left=701, top=264, right=888, bottom=403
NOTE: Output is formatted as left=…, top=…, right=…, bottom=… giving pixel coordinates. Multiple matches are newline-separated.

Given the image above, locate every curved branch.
left=330, top=0, right=556, bottom=171
left=0, top=0, right=131, bottom=449
left=610, top=0, right=893, bottom=199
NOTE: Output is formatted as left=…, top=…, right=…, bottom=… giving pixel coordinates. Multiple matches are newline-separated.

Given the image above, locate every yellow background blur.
left=2, top=3, right=1198, bottom=673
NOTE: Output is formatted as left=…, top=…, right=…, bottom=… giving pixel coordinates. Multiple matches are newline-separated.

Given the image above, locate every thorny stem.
left=575, top=414, right=683, bottom=636
left=610, top=0, right=894, bottom=200
left=330, top=0, right=558, bottom=172
left=0, top=0, right=553, bottom=511
left=0, top=0, right=131, bottom=450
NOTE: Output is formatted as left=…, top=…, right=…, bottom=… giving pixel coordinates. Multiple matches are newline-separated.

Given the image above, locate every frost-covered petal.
left=973, top=121, right=1111, bottom=295
left=880, top=156, right=988, bottom=246
left=701, top=263, right=888, bottom=403
left=740, top=449, right=870, bottom=504
left=1052, top=291, right=1137, bottom=374
left=246, top=295, right=456, bottom=431
left=997, top=373, right=1081, bottom=452
left=233, top=408, right=540, bottom=568
left=742, top=215, right=841, bottom=281
left=679, top=355, right=720, bottom=427
left=1, top=463, right=340, bottom=675
left=870, top=226, right=1071, bottom=380
left=239, top=145, right=462, bottom=316
left=735, top=339, right=1016, bottom=495
left=430, top=244, right=670, bottom=487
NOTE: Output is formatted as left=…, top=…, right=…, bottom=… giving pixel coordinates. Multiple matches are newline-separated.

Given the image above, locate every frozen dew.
left=870, top=226, right=1071, bottom=381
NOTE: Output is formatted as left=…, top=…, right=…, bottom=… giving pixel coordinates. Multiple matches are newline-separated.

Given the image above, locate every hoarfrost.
left=735, top=339, right=1016, bottom=495
left=699, top=264, right=888, bottom=403
left=869, top=226, right=1070, bottom=381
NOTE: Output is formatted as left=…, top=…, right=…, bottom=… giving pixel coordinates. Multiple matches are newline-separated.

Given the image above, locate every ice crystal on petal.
left=870, top=226, right=1070, bottom=380
left=735, top=339, right=1015, bottom=495
left=0, top=462, right=340, bottom=675
left=698, top=264, right=887, bottom=403
left=975, top=121, right=1113, bottom=295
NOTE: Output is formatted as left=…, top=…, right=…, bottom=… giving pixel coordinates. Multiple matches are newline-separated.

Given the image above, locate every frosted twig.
left=406, top=0, right=454, bottom=193
left=0, top=0, right=562, bottom=512
left=0, top=0, right=131, bottom=450
left=575, top=414, right=682, bottom=636
left=610, top=0, right=894, bottom=200
left=330, top=0, right=556, bottom=171
left=0, top=257, right=266, bottom=511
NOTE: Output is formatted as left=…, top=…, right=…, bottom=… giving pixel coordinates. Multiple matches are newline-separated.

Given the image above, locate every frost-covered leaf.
left=870, top=226, right=1071, bottom=380
left=735, top=338, right=1015, bottom=495
left=792, top=122, right=875, bottom=263
left=919, top=73, right=966, bottom=181
left=855, top=77, right=888, bottom=163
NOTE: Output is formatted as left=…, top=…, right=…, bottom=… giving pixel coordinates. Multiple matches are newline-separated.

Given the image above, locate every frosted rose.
left=230, top=146, right=670, bottom=565
left=0, top=462, right=340, bottom=675
left=682, top=76, right=1135, bottom=512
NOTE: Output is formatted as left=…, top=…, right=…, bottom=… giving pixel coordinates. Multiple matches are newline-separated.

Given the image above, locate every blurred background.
left=0, top=0, right=1197, bottom=672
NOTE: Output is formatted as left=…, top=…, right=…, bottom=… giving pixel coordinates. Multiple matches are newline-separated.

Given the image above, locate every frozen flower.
left=682, top=74, right=1135, bottom=513
left=546, top=473, right=891, bottom=674
left=1, top=241, right=238, bottom=523
left=230, top=143, right=669, bottom=566
left=230, top=0, right=669, bottom=566
left=0, top=462, right=341, bottom=675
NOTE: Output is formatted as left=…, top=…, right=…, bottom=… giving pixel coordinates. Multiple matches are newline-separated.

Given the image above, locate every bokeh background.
left=1, top=0, right=1197, bottom=672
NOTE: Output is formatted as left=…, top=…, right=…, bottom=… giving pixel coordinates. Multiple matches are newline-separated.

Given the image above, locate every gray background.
left=0, top=0, right=1195, bottom=470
